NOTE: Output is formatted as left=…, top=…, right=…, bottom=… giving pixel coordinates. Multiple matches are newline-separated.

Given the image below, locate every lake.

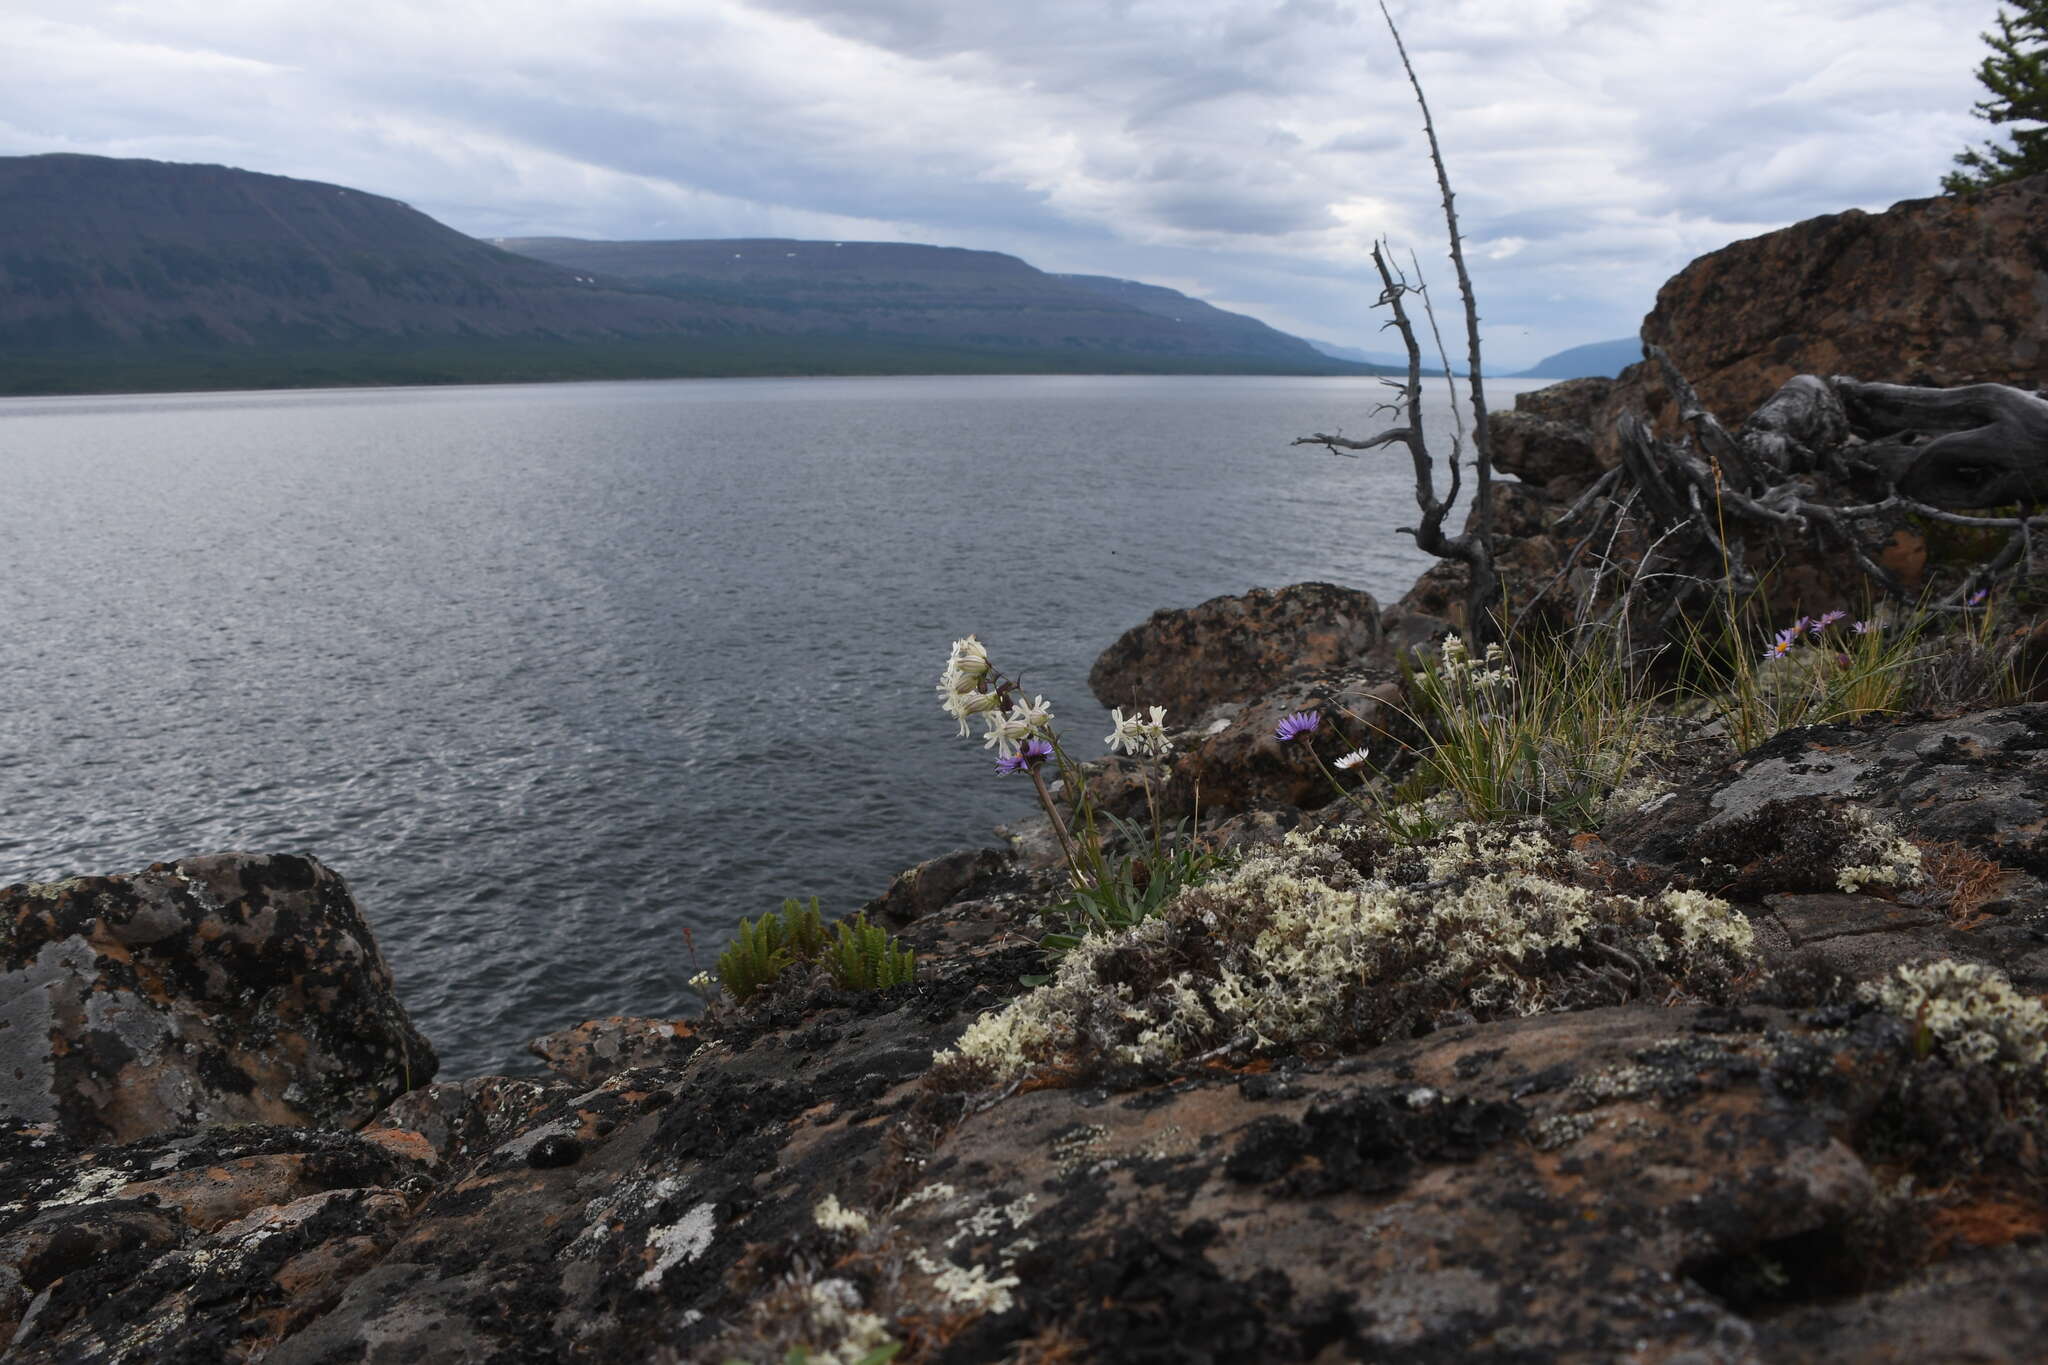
left=0, top=372, right=1550, bottom=1075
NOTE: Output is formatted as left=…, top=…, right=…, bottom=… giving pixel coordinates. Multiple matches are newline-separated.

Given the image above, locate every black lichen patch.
left=525, top=1134, right=583, bottom=1169
left=1224, top=1085, right=1526, bottom=1197
left=24, top=1186, right=408, bottom=1360
left=1453, top=1047, right=1508, bottom=1079
left=1686, top=797, right=1880, bottom=898
left=1, top=1124, right=415, bottom=1239
left=978, top=1220, right=1354, bottom=1365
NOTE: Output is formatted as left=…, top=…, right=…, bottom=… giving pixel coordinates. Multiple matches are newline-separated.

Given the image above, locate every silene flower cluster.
left=1439, top=633, right=1515, bottom=691
left=937, top=635, right=1171, bottom=773
left=937, top=634, right=1055, bottom=764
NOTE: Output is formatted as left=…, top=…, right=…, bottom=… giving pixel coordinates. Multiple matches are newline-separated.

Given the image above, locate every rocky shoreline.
left=7, top=175, right=2048, bottom=1362
left=9, top=607, right=2048, bottom=1361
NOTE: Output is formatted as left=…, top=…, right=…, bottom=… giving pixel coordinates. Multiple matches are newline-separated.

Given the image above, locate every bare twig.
left=1381, top=1, right=1497, bottom=638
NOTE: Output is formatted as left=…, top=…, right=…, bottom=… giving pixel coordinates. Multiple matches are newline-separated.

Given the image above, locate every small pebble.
left=527, top=1134, right=583, bottom=1169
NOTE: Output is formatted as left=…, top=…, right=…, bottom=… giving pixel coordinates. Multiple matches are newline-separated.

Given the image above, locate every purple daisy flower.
left=1852, top=620, right=1874, bottom=636
left=1969, top=588, right=1989, bottom=607
left=1764, top=627, right=1799, bottom=661
left=1274, top=710, right=1321, bottom=744
left=995, top=738, right=1054, bottom=775
left=1813, top=609, right=1846, bottom=633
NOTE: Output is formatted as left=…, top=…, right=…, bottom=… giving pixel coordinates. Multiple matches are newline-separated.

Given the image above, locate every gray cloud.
left=0, top=0, right=2002, bottom=369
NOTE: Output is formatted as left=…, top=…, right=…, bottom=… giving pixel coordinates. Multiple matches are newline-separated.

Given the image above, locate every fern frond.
left=823, top=914, right=916, bottom=991
left=716, top=912, right=793, bottom=1003
left=782, top=896, right=830, bottom=961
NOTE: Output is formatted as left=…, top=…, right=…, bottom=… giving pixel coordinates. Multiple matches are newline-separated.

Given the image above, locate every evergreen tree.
left=1945, top=2, right=2048, bottom=192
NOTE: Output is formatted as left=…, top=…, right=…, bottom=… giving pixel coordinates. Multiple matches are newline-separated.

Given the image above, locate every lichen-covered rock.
left=1162, top=670, right=1405, bottom=817
left=894, top=1000, right=2048, bottom=1363
left=1603, top=706, right=2048, bottom=999
left=1088, top=581, right=1380, bottom=719
left=1605, top=705, right=2048, bottom=888
left=1591, top=173, right=2048, bottom=465
left=8, top=790, right=2048, bottom=1360
left=526, top=1016, right=704, bottom=1086
left=0, top=852, right=436, bottom=1145
left=365, top=1073, right=573, bottom=1167
left=0, top=1121, right=432, bottom=1356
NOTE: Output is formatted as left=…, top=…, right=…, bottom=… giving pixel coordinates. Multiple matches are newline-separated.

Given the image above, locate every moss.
left=935, top=820, right=1756, bottom=1084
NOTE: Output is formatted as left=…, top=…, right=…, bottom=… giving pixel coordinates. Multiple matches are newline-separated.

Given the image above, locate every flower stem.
left=1028, top=765, right=1086, bottom=882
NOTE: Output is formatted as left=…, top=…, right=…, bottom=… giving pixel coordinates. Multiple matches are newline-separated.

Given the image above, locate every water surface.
left=0, top=373, right=1546, bottom=1075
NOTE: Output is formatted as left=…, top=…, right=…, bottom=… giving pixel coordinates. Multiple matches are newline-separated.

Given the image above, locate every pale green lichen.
left=913, top=1251, right=1020, bottom=1314
left=936, top=820, right=1755, bottom=1081
left=812, top=1194, right=870, bottom=1237
left=794, top=1277, right=896, bottom=1365
left=1860, top=959, right=2048, bottom=1086
left=1835, top=807, right=1926, bottom=894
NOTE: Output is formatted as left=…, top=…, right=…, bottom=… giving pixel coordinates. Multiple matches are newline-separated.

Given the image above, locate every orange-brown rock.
left=525, top=1016, right=704, bottom=1086
left=115, top=1154, right=322, bottom=1233
left=1594, top=172, right=2048, bottom=464
left=1492, top=375, right=1613, bottom=494
left=1088, top=581, right=1380, bottom=719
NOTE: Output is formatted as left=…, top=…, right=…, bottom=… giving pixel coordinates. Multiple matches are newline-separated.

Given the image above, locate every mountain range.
left=1307, top=336, right=1640, bottom=380
left=0, top=155, right=1380, bottom=395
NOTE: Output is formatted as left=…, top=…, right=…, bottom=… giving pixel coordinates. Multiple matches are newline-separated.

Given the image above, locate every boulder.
left=1, top=852, right=435, bottom=1145
left=1592, top=173, right=2048, bottom=465
left=860, top=846, right=1012, bottom=929
left=1489, top=408, right=1602, bottom=492
left=526, top=1016, right=704, bottom=1086
left=1512, top=373, right=1617, bottom=428
left=1088, top=582, right=1380, bottom=720
left=1165, top=670, right=1406, bottom=816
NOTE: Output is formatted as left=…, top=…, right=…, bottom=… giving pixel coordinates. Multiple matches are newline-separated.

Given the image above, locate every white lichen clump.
left=799, top=1278, right=896, bottom=1365
left=1860, top=960, right=2048, bottom=1086
left=936, top=821, right=1755, bottom=1080
left=913, top=1253, right=1021, bottom=1314
left=812, top=1194, right=870, bottom=1237
left=1835, top=806, right=1926, bottom=894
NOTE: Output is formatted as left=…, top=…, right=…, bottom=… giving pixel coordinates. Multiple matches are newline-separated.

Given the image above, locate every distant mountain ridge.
left=0, top=154, right=712, bottom=348
left=495, top=236, right=1344, bottom=367
left=1513, top=338, right=1641, bottom=379
left=0, top=154, right=1371, bottom=395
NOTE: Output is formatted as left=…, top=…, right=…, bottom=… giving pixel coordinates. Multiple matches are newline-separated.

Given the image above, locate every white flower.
left=939, top=684, right=1002, bottom=737
left=1008, top=694, right=1055, bottom=735
left=1138, top=704, right=1173, bottom=756
left=982, top=709, right=1034, bottom=757
left=946, top=635, right=990, bottom=682
left=1333, top=748, right=1371, bottom=771
left=1106, top=704, right=1172, bottom=757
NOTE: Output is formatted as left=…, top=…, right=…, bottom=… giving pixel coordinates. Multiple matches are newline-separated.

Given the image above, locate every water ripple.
left=0, top=374, right=1547, bottom=1075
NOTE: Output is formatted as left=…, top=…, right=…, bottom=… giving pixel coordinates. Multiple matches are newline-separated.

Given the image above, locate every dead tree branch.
left=1580, top=354, right=2048, bottom=644
left=1292, top=8, right=1499, bottom=640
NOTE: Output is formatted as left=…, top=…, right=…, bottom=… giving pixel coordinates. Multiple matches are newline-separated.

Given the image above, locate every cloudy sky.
left=1, top=0, right=2000, bottom=369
